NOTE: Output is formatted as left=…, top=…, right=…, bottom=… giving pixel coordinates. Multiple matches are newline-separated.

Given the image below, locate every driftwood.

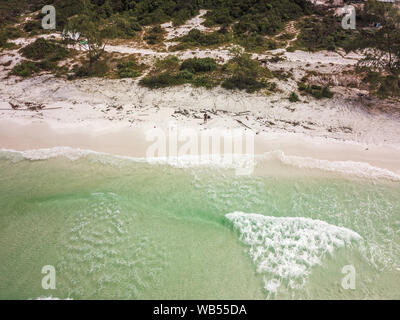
left=4, top=101, right=64, bottom=112
left=8, top=101, right=47, bottom=111
left=9, top=102, right=19, bottom=110
left=201, top=109, right=217, bottom=115
left=174, top=109, right=190, bottom=116
left=234, top=111, right=250, bottom=116
left=0, top=107, right=62, bottom=111
left=236, top=119, right=252, bottom=130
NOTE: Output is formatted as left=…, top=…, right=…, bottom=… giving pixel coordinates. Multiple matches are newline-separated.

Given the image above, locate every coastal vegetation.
left=202, top=0, right=311, bottom=34
left=289, top=92, right=299, bottom=102
left=298, top=81, right=334, bottom=100
left=169, top=29, right=232, bottom=51
left=356, top=0, right=400, bottom=98
left=139, top=55, right=220, bottom=89
left=0, top=0, right=46, bottom=25
left=20, top=38, right=69, bottom=61
left=12, top=38, right=72, bottom=77
left=139, top=48, right=275, bottom=93
left=3, top=0, right=400, bottom=100
left=180, top=57, right=218, bottom=73
left=144, top=25, right=164, bottom=45
left=52, top=0, right=200, bottom=31
left=0, top=26, right=22, bottom=50
left=221, top=47, right=274, bottom=93
left=63, top=0, right=107, bottom=73
left=100, top=14, right=142, bottom=39
left=117, top=58, right=144, bottom=78
left=11, top=60, right=41, bottom=77
left=288, top=15, right=357, bottom=52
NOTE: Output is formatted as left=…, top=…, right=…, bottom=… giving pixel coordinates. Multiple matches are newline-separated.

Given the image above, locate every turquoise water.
left=0, top=150, right=399, bottom=299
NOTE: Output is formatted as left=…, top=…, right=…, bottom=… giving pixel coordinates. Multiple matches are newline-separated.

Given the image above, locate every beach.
left=1, top=71, right=400, bottom=175
left=0, top=71, right=399, bottom=300
left=1, top=7, right=400, bottom=299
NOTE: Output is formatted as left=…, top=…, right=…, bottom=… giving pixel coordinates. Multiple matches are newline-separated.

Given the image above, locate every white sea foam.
left=0, top=147, right=254, bottom=171
left=1, top=147, right=399, bottom=181
left=259, top=150, right=400, bottom=181
left=226, top=212, right=362, bottom=296
left=33, top=296, right=73, bottom=300
left=0, top=147, right=104, bottom=162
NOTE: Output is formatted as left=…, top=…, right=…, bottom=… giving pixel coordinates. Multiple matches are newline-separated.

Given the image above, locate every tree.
left=359, top=0, right=400, bottom=76
left=221, top=46, right=270, bottom=92
left=63, top=0, right=107, bottom=71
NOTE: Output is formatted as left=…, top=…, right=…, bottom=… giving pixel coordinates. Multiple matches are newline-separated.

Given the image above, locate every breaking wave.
left=226, top=212, right=362, bottom=297
left=261, top=150, right=400, bottom=181
left=1, top=147, right=400, bottom=181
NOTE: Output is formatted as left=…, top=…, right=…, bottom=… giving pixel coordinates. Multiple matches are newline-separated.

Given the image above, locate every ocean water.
left=0, top=149, right=399, bottom=300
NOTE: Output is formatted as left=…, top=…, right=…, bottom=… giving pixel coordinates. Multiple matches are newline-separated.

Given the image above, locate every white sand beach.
left=0, top=9, right=399, bottom=178
left=1, top=2, right=400, bottom=301
left=1, top=74, right=400, bottom=177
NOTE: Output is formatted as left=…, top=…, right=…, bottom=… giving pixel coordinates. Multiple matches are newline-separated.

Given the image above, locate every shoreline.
left=1, top=72, right=399, bottom=178
left=1, top=118, right=400, bottom=181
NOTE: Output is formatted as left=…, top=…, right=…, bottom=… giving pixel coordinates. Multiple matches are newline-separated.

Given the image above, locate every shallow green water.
left=0, top=152, right=399, bottom=299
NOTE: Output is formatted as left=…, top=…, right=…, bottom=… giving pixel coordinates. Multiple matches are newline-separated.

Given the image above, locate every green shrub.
left=171, top=29, right=230, bottom=50
left=268, top=55, right=285, bottom=63
left=117, top=60, right=142, bottom=78
left=289, top=92, right=299, bottom=102
left=294, top=15, right=358, bottom=52
left=102, top=15, right=142, bottom=39
left=155, top=55, right=180, bottom=72
left=362, top=72, right=400, bottom=98
left=23, top=20, right=42, bottom=35
left=11, top=38, right=71, bottom=77
left=0, top=0, right=37, bottom=25
left=140, top=56, right=219, bottom=89
left=89, top=60, right=109, bottom=77
left=272, top=70, right=293, bottom=81
left=191, top=75, right=218, bottom=89
left=278, top=33, right=296, bottom=41
left=39, top=0, right=310, bottom=41
left=140, top=70, right=220, bottom=89
left=0, top=34, right=7, bottom=48
left=298, top=82, right=307, bottom=91
left=12, top=61, right=41, bottom=77
left=140, top=72, right=186, bottom=89
left=266, top=82, right=277, bottom=91
left=222, top=50, right=270, bottom=93
left=236, top=33, right=278, bottom=53
left=4, top=26, right=23, bottom=39
left=222, top=77, right=266, bottom=93
left=144, top=25, right=164, bottom=45
left=319, top=86, right=334, bottom=99
left=298, top=82, right=334, bottom=99
left=180, top=58, right=218, bottom=73
left=20, top=38, right=69, bottom=62
left=204, top=0, right=310, bottom=36
left=74, top=60, right=110, bottom=78
left=377, top=75, right=400, bottom=98
left=0, top=26, right=23, bottom=48
left=361, top=71, right=382, bottom=91
left=176, top=69, right=194, bottom=80
left=74, top=66, right=89, bottom=78
left=35, top=59, right=58, bottom=71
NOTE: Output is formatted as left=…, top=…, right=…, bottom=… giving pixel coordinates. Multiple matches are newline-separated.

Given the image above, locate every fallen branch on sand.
left=236, top=119, right=253, bottom=130
left=9, top=102, right=20, bottom=110
left=0, top=107, right=62, bottom=111
left=8, top=101, right=48, bottom=111
left=234, top=111, right=251, bottom=116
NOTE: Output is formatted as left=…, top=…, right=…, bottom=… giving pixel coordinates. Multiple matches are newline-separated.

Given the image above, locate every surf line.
left=153, top=304, right=187, bottom=318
